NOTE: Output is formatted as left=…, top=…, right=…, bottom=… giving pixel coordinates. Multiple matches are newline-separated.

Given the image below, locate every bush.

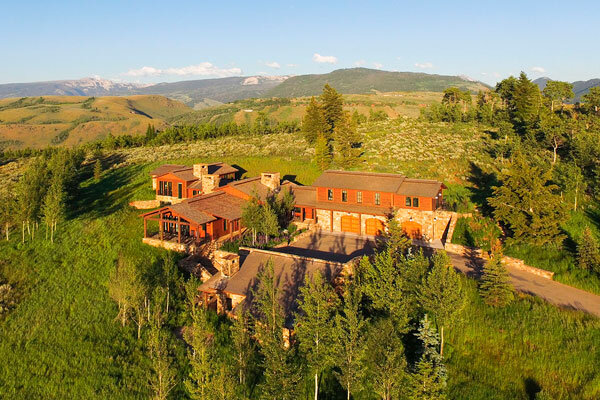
left=451, top=216, right=501, bottom=251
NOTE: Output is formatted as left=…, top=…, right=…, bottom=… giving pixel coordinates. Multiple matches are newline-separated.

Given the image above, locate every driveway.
left=447, top=251, right=600, bottom=317
left=273, top=231, right=376, bottom=263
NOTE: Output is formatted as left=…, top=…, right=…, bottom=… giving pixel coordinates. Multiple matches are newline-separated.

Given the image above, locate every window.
left=159, top=181, right=164, bottom=195
left=342, top=190, right=348, bottom=202
left=223, top=219, right=228, bottom=231
left=357, top=191, right=362, bottom=203
left=375, top=193, right=381, bottom=205
left=413, top=197, right=419, bottom=208
left=167, top=181, right=172, bottom=197
left=328, top=189, right=334, bottom=201
left=405, top=197, right=412, bottom=207
left=177, top=183, right=182, bottom=199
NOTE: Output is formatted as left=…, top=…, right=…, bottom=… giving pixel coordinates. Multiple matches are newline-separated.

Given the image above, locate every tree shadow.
left=467, top=162, right=498, bottom=217
left=524, top=377, right=541, bottom=400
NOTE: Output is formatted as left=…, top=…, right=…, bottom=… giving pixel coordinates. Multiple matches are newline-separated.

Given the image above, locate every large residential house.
left=149, top=162, right=239, bottom=204
left=292, top=170, right=451, bottom=241
left=141, top=172, right=294, bottom=251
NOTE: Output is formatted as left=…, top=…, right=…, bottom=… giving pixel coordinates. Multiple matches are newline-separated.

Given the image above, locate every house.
left=149, top=162, right=239, bottom=204
left=141, top=172, right=296, bottom=251
left=292, top=170, right=453, bottom=242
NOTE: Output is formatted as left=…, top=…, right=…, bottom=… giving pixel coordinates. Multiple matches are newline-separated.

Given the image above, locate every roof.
left=170, top=168, right=198, bottom=181
left=396, top=179, right=444, bottom=198
left=169, top=201, right=216, bottom=225
left=226, top=177, right=296, bottom=201
left=203, top=162, right=239, bottom=176
left=291, top=186, right=317, bottom=207
left=312, top=170, right=406, bottom=192
left=149, top=164, right=186, bottom=177
left=200, top=249, right=343, bottom=323
left=184, top=191, right=247, bottom=221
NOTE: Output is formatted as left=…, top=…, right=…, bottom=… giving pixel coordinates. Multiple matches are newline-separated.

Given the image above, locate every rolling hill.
left=533, top=77, right=600, bottom=101
left=0, top=95, right=191, bottom=149
left=265, top=68, right=490, bottom=97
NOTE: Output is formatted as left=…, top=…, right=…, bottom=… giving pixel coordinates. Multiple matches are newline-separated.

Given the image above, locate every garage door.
left=402, top=221, right=422, bottom=239
left=365, top=218, right=385, bottom=236
left=341, top=215, right=360, bottom=234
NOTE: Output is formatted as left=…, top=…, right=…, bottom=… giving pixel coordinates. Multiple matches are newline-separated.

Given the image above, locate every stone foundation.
left=156, top=195, right=184, bottom=204
left=316, top=209, right=332, bottom=231
left=394, top=209, right=458, bottom=242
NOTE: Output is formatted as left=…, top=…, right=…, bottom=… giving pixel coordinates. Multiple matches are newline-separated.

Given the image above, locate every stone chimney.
left=201, top=174, right=221, bottom=194
left=193, top=163, right=208, bottom=179
left=261, top=172, right=281, bottom=190
left=214, top=251, right=240, bottom=277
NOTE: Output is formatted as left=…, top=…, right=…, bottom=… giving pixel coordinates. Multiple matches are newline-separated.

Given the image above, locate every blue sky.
left=2, top=0, right=599, bottom=85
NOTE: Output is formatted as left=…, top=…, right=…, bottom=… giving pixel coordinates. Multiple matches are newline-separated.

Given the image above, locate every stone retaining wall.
left=129, top=199, right=161, bottom=209
left=444, top=242, right=554, bottom=280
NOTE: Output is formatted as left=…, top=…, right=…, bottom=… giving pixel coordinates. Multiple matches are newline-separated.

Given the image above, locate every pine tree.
left=577, top=226, right=600, bottom=273
left=334, top=113, right=362, bottom=168
left=409, top=315, right=447, bottom=400
left=295, top=271, right=340, bottom=400
left=378, top=216, right=412, bottom=258
left=314, top=134, right=332, bottom=171
left=419, top=251, right=466, bottom=356
left=146, top=124, right=157, bottom=141
left=253, top=260, right=303, bottom=400
left=302, top=97, right=327, bottom=144
left=333, top=283, right=368, bottom=400
left=366, top=318, right=408, bottom=400
left=488, top=153, right=567, bottom=246
left=93, top=159, right=103, bottom=182
left=320, top=84, right=344, bottom=134
left=479, top=253, right=514, bottom=307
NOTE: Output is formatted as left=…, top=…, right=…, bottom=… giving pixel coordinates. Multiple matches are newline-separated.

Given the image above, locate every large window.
left=177, top=183, right=183, bottom=199
left=342, top=190, right=348, bottom=202
left=405, top=197, right=411, bottom=207
left=375, top=193, right=381, bottom=205
left=159, top=181, right=173, bottom=196
left=413, top=197, right=419, bottom=208
left=357, top=191, right=362, bottom=203
left=328, top=189, right=334, bottom=201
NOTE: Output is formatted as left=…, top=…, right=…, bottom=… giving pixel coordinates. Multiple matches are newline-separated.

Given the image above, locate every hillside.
left=0, top=77, right=148, bottom=98
left=266, top=68, right=490, bottom=97
left=533, top=77, right=600, bottom=101
left=0, top=95, right=190, bottom=149
left=170, top=91, right=445, bottom=125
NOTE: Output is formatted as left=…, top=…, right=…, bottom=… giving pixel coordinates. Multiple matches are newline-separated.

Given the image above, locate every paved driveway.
left=447, top=251, right=600, bottom=317
left=273, top=231, right=376, bottom=263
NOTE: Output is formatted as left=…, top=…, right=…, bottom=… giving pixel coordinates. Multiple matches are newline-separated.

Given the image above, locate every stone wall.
left=142, top=237, right=197, bottom=253
left=156, top=195, right=183, bottom=204
left=129, top=199, right=161, bottom=209
left=394, top=209, right=457, bottom=241
left=316, top=209, right=331, bottom=231
left=444, top=242, right=554, bottom=280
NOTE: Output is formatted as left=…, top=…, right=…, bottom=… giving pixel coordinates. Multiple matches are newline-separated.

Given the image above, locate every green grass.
left=1, top=157, right=600, bottom=399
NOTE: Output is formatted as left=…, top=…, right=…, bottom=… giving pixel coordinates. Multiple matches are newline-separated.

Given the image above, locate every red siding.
left=156, top=172, right=195, bottom=199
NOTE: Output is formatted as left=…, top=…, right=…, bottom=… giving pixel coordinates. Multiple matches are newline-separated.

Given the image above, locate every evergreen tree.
left=333, top=283, right=368, bottom=400
left=511, top=72, right=542, bottom=134
left=366, top=318, right=408, bottom=400
left=334, top=113, right=362, bottom=168
left=409, top=315, right=447, bottom=400
left=295, top=271, right=340, bottom=400
left=42, top=177, right=66, bottom=243
left=302, top=97, right=327, bottom=143
left=93, top=158, right=103, bottom=182
left=378, top=216, right=412, bottom=257
left=253, top=260, right=303, bottom=400
left=577, top=226, right=600, bottom=273
left=145, top=124, right=157, bottom=141
left=479, top=252, right=514, bottom=307
left=419, top=251, right=466, bottom=356
left=314, top=134, right=332, bottom=171
left=542, top=81, right=574, bottom=112
left=488, top=153, right=567, bottom=246
left=320, top=84, right=344, bottom=134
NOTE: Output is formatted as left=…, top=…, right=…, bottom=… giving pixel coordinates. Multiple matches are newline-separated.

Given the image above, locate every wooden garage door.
left=341, top=215, right=360, bottom=234
left=365, top=218, right=385, bottom=236
left=402, top=221, right=422, bottom=239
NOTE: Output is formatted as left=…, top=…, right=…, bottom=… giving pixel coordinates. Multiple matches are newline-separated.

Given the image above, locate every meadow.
left=1, top=153, right=599, bottom=399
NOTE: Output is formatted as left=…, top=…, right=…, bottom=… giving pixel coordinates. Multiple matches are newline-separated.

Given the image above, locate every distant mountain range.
left=0, top=68, right=490, bottom=109
left=533, top=77, right=600, bottom=101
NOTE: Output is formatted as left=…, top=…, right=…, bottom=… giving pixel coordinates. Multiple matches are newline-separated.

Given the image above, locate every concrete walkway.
left=447, top=251, right=600, bottom=317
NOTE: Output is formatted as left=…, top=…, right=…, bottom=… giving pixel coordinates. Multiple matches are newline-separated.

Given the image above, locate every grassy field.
left=0, top=95, right=191, bottom=149
left=1, top=156, right=599, bottom=399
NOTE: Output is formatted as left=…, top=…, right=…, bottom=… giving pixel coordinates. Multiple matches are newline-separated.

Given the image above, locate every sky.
left=1, top=0, right=599, bottom=86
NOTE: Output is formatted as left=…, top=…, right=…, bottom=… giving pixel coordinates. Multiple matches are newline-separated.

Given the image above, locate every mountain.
left=0, top=95, right=190, bottom=149
left=135, top=75, right=289, bottom=109
left=533, top=77, right=600, bottom=101
left=0, top=77, right=149, bottom=98
left=265, top=68, right=490, bottom=98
